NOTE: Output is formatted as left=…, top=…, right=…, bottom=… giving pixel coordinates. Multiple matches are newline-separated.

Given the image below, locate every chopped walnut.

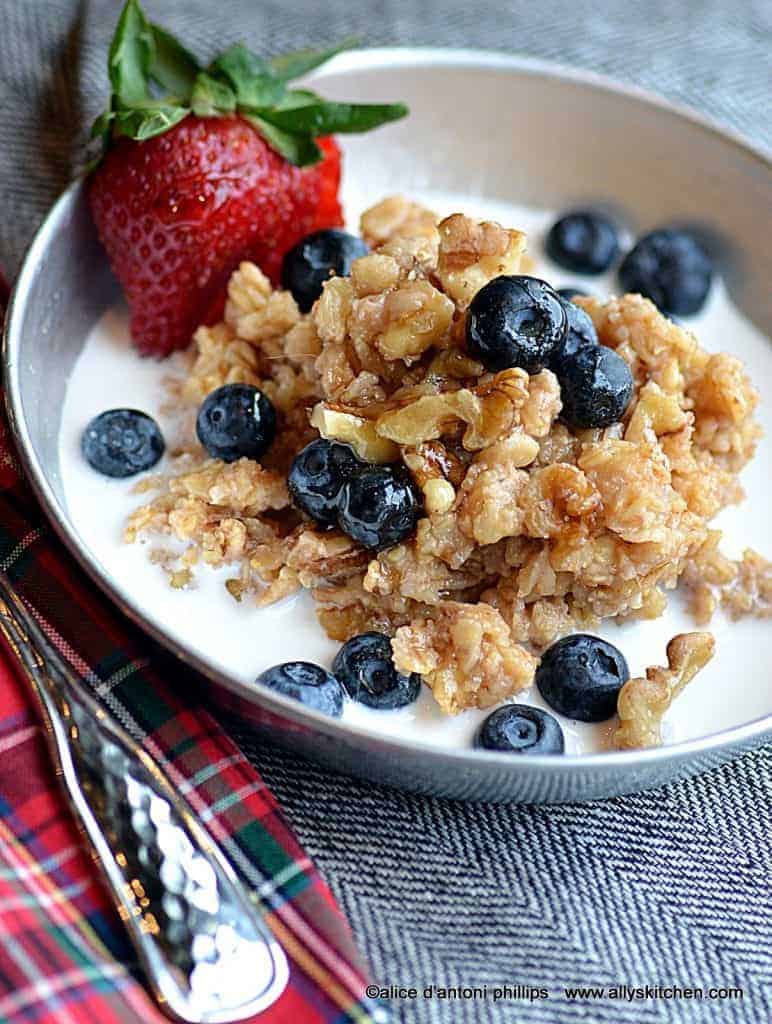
left=518, top=369, right=563, bottom=437
left=310, top=404, right=400, bottom=463
left=456, top=431, right=542, bottom=545
left=613, top=632, right=715, bottom=749
left=375, top=367, right=535, bottom=449
left=519, top=463, right=601, bottom=539
left=379, top=233, right=440, bottom=278
left=313, top=271, right=454, bottom=399
left=624, top=381, right=688, bottom=443
left=401, top=441, right=461, bottom=514
left=314, top=276, right=354, bottom=344
left=391, top=601, right=537, bottom=713
left=435, top=213, right=526, bottom=308
left=374, top=279, right=455, bottom=363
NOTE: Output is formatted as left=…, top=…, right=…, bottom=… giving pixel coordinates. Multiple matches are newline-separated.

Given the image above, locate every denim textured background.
left=0, top=2, right=770, bottom=1020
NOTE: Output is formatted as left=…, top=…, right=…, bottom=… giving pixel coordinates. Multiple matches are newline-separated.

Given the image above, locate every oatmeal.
left=123, top=196, right=765, bottom=743
left=683, top=531, right=772, bottom=624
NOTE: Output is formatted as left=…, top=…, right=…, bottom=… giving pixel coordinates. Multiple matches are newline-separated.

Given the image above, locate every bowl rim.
left=3, top=47, right=771, bottom=777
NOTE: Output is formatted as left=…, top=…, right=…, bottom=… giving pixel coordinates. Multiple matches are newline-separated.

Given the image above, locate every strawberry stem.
left=91, top=1, right=408, bottom=167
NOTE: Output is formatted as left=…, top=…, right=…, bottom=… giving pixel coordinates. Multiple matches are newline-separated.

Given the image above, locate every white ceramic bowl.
left=4, top=50, right=771, bottom=802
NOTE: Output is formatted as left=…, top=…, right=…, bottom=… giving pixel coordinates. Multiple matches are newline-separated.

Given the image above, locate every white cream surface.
left=58, top=190, right=772, bottom=754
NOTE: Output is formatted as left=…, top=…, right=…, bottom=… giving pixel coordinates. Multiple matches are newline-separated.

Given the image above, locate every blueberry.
left=549, top=297, right=599, bottom=373
left=196, top=384, right=276, bottom=463
left=281, top=229, right=369, bottom=312
left=475, top=704, right=565, bottom=754
left=557, top=286, right=591, bottom=301
left=618, top=228, right=712, bottom=315
left=466, top=275, right=567, bottom=374
left=333, top=632, right=420, bottom=709
left=535, top=634, right=629, bottom=722
left=256, top=661, right=343, bottom=717
left=288, top=439, right=363, bottom=528
left=81, top=409, right=164, bottom=478
left=546, top=211, right=620, bottom=274
left=338, top=464, right=423, bottom=550
left=558, top=344, right=634, bottom=429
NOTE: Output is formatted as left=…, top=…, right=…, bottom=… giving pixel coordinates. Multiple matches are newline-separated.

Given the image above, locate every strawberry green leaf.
left=259, top=99, right=408, bottom=136
left=149, top=24, right=200, bottom=95
left=90, top=109, right=114, bottom=139
left=244, top=115, right=323, bottom=167
left=268, top=38, right=358, bottom=82
left=94, top=4, right=409, bottom=167
left=210, top=44, right=285, bottom=108
left=88, top=109, right=115, bottom=168
left=271, top=89, right=320, bottom=111
left=191, top=73, right=237, bottom=117
left=211, top=41, right=270, bottom=79
left=108, top=0, right=154, bottom=104
left=114, top=103, right=190, bottom=141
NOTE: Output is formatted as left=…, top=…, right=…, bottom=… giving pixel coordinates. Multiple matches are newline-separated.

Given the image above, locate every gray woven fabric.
left=1, top=2, right=770, bottom=1021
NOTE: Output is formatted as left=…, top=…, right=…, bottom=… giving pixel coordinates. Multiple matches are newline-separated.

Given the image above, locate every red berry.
left=88, top=116, right=343, bottom=357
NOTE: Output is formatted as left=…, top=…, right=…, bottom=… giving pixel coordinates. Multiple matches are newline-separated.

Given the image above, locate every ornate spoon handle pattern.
left=0, top=570, right=288, bottom=1022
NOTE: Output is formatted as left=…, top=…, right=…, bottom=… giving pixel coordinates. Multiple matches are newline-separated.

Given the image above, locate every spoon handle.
left=0, top=570, right=288, bottom=1023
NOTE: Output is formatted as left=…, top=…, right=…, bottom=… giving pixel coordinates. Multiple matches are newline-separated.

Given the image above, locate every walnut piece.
left=375, top=368, right=536, bottom=449
left=436, top=213, right=527, bottom=309
left=613, top=632, right=715, bottom=749
left=456, top=431, right=542, bottom=545
left=375, top=280, right=455, bottom=363
left=310, top=404, right=400, bottom=464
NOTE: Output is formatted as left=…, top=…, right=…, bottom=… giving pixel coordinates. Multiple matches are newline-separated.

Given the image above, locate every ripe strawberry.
left=89, top=120, right=342, bottom=356
left=88, top=1, right=407, bottom=357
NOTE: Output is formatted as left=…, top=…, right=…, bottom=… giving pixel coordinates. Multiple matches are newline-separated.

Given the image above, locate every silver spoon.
left=0, top=569, right=288, bottom=1022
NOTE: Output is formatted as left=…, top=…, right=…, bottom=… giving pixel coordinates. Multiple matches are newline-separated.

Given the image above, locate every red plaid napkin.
left=0, top=272, right=383, bottom=1023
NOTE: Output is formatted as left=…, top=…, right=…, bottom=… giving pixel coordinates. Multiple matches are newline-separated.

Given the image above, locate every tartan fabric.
left=0, top=274, right=381, bottom=1021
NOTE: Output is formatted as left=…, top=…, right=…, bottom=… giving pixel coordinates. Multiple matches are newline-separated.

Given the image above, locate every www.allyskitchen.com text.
left=366, top=981, right=744, bottom=1005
